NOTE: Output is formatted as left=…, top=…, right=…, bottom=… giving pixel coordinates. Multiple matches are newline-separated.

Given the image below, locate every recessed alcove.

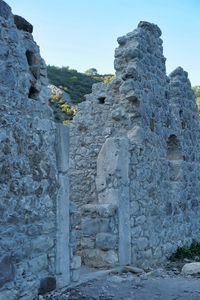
left=150, top=118, right=155, bottom=132
left=181, top=119, right=186, bottom=129
left=132, top=97, right=140, bottom=107
left=98, top=97, right=106, bottom=104
left=166, top=135, right=183, bottom=160
left=28, top=85, right=39, bottom=100
left=165, top=91, right=169, bottom=99
left=26, top=50, right=34, bottom=66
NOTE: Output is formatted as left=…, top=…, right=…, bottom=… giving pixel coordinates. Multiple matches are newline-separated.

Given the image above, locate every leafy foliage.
left=193, top=86, right=200, bottom=114
left=47, top=65, right=114, bottom=104
left=193, top=86, right=200, bottom=98
left=169, top=239, right=200, bottom=261
left=196, top=97, right=200, bottom=114
left=62, top=119, right=73, bottom=125
left=48, top=93, right=77, bottom=124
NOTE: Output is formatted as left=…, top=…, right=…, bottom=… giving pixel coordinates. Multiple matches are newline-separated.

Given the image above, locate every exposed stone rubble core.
left=0, top=1, right=80, bottom=299
left=69, top=21, right=200, bottom=268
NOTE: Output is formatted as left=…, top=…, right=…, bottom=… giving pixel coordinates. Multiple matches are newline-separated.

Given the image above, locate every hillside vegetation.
left=192, top=86, right=200, bottom=113
left=47, top=66, right=114, bottom=104
left=47, top=65, right=199, bottom=123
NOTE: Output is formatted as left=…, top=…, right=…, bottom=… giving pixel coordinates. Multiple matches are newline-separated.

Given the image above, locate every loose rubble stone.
left=38, top=277, right=56, bottom=295
left=182, top=263, right=200, bottom=275
left=125, top=266, right=144, bottom=274
left=0, top=256, right=14, bottom=288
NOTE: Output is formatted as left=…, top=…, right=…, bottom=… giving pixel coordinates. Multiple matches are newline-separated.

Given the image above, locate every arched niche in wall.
left=166, top=134, right=183, bottom=160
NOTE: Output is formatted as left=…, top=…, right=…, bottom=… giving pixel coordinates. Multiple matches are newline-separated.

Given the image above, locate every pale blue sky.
left=6, top=0, right=200, bottom=85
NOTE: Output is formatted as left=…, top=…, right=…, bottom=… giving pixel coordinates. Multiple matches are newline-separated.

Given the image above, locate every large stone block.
left=70, top=256, right=81, bottom=270
left=31, top=236, right=54, bottom=252
left=82, top=218, right=100, bottom=235
left=96, top=233, right=117, bottom=250
left=98, top=188, right=119, bottom=205
left=81, top=237, right=95, bottom=249
left=182, top=263, right=200, bottom=275
left=71, top=269, right=80, bottom=282
left=28, top=254, right=48, bottom=273
left=0, top=256, right=14, bottom=288
left=96, top=138, right=119, bottom=193
left=82, top=203, right=117, bottom=217
left=82, top=249, right=118, bottom=268
left=99, top=218, right=110, bottom=232
left=136, top=237, right=148, bottom=251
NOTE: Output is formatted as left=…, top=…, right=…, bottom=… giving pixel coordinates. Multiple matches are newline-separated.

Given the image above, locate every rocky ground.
left=38, top=262, right=200, bottom=300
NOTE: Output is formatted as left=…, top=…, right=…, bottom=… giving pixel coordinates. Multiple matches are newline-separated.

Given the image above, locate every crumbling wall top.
left=138, top=21, right=162, bottom=37
left=0, top=0, right=11, bottom=20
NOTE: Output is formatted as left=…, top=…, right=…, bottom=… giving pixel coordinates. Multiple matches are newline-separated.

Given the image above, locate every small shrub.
left=169, top=239, right=200, bottom=261
left=62, top=120, right=72, bottom=125
left=48, top=92, right=77, bottom=123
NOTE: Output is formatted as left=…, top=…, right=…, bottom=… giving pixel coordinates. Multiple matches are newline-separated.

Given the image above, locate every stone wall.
left=69, top=82, right=112, bottom=208
left=1, top=0, right=200, bottom=295
left=0, top=1, right=80, bottom=299
left=81, top=204, right=118, bottom=268
left=69, top=22, right=200, bottom=268
left=120, top=24, right=200, bottom=268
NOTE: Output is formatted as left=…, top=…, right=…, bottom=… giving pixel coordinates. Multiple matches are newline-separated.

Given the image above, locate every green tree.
left=85, top=68, right=98, bottom=76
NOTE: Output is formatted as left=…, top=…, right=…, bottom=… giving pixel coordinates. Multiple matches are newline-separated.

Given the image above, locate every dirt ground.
left=43, top=265, right=200, bottom=300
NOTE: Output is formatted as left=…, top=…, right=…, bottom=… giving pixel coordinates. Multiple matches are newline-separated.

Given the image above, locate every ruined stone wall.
left=69, top=82, right=115, bottom=249
left=69, top=22, right=200, bottom=267
left=69, top=82, right=112, bottom=208
left=117, top=23, right=200, bottom=268
left=0, top=2, right=80, bottom=299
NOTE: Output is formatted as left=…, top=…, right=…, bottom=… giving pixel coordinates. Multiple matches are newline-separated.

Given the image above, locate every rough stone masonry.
left=69, top=22, right=200, bottom=268
left=1, top=0, right=200, bottom=298
left=0, top=1, right=80, bottom=299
